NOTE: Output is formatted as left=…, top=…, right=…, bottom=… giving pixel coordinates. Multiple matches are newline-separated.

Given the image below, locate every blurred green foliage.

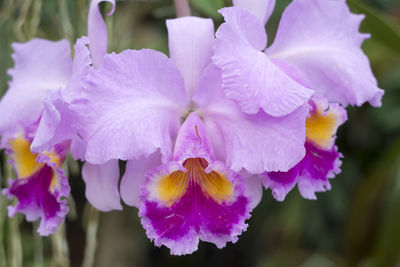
left=0, top=0, right=400, bottom=266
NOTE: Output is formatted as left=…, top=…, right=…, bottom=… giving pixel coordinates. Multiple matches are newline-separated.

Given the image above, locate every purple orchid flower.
left=0, top=39, right=73, bottom=235
left=77, top=15, right=311, bottom=254
left=213, top=0, right=383, bottom=200
left=31, top=0, right=123, bottom=212
left=0, top=0, right=116, bottom=234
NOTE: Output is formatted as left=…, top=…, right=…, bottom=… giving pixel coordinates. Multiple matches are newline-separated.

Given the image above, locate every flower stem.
left=173, top=0, right=191, bottom=17
left=0, top=194, right=8, bottom=267
left=82, top=204, right=100, bottom=267
left=51, top=223, right=70, bottom=267
left=29, top=0, right=42, bottom=39
left=33, top=222, right=44, bottom=267
left=14, top=0, right=32, bottom=42
left=5, top=156, right=21, bottom=267
left=58, top=0, right=74, bottom=42
left=9, top=214, right=22, bottom=267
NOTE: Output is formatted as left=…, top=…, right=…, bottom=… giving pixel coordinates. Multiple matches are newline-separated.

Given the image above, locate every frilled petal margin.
left=213, top=7, right=313, bottom=116
left=83, top=49, right=190, bottom=164
left=0, top=39, right=72, bottom=136
left=31, top=37, right=92, bottom=160
left=139, top=113, right=251, bottom=255
left=263, top=142, right=342, bottom=200
left=266, top=0, right=384, bottom=107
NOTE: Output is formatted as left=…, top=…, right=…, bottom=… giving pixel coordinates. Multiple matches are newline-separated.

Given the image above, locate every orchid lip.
left=3, top=134, right=70, bottom=235
left=139, top=156, right=251, bottom=255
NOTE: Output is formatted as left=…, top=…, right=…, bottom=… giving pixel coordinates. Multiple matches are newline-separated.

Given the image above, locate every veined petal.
left=214, top=7, right=313, bottom=116
left=82, top=160, right=122, bottom=212
left=217, top=7, right=267, bottom=51
left=0, top=39, right=72, bottom=135
left=83, top=49, right=189, bottom=164
left=266, top=0, right=384, bottom=107
left=2, top=133, right=70, bottom=235
left=206, top=101, right=309, bottom=173
left=120, top=151, right=162, bottom=208
left=31, top=37, right=92, bottom=160
left=167, top=17, right=214, bottom=98
left=233, top=0, right=276, bottom=25
left=88, top=0, right=115, bottom=68
left=139, top=114, right=250, bottom=255
left=194, top=64, right=309, bottom=173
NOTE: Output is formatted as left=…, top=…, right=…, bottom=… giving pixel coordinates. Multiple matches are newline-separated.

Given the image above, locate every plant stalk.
left=173, top=0, right=190, bottom=17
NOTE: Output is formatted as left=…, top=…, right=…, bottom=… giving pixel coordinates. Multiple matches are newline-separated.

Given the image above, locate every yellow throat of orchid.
left=157, top=158, right=233, bottom=206
left=9, top=137, right=61, bottom=190
left=305, top=105, right=341, bottom=148
left=10, top=137, right=43, bottom=178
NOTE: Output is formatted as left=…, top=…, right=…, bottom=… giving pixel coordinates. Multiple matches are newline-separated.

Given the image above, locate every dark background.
left=0, top=0, right=399, bottom=266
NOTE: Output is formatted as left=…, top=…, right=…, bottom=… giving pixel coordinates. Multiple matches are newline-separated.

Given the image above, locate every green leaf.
left=347, top=0, right=400, bottom=54
left=189, top=0, right=224, bottom=18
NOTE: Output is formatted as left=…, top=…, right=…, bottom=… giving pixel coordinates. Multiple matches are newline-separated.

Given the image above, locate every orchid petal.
left=88, top=0, right=115, bottom=68
left=266, top=0, right=383, bottom=107
left=82, top=160, right=122, bottom=212
left=243, top=173, right=263, bottom=209
left=194, top=64, right=308, bottom=173
left=0, top=39, right=72, bottom=136
left=31, top=37, right=92, bottom=160
left=209, top=102, right=309, bottom=173
left=233, top=0, right=276, bottom=25
left=167, top=17, right=214, bottom=98
left=84, top=49, right=189, bottom=164
left=120, top=151, right=162, bottom=208
left=214, top=7, right=313, bottom=116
